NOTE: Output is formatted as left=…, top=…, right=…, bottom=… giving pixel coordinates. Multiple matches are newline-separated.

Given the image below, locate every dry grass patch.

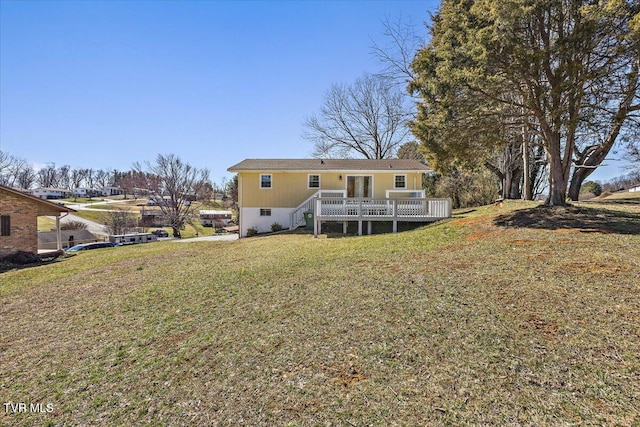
left=1, top=201, right=639, bottom=426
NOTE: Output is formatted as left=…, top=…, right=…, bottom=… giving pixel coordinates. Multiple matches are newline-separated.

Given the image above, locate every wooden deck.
left=313, top=197, right=452, bottom=236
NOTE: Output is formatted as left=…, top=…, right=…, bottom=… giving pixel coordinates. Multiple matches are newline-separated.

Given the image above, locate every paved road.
left=65, top=198, right=145, bottom=212
left=55, top=213, right=109, bottom=236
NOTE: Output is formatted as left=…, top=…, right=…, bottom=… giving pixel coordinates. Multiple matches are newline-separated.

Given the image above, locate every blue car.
left=66, top=242, right=115, bottom=253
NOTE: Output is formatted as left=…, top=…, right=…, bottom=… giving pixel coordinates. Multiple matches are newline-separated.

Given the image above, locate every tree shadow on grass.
left=493, top=205, right=640, bottom=235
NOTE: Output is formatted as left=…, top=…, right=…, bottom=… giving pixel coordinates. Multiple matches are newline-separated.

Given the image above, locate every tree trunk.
left=545, top=158, right=569, bottom=206
left=509, top=168, right=522, bottom=199
left=567, top=166, right=593, bottom=201
left=522, top=124, right=532, bottom=200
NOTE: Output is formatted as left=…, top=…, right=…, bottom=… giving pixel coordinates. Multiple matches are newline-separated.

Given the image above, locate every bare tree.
left=0, top=151, right=12, bottom=184
left=101, top=209, right=138, bottom=235
left=56, top=165, right=71, bottom=189
left=134, top=154, right=209, bottom=238
left=15, top=164, right=36, bottom=190
left=37, top=163, right=58, bottom=188
left=0, top=152, right=35, bottom=189
left=371, top=15, right=422, bottom=87
left=626, top=141, right=640, bottom=171
left=304, top=73, right=412, bottom=159
left=70, top=168, right=88, bottom=190
left=94, top=169, right=112, bottom=188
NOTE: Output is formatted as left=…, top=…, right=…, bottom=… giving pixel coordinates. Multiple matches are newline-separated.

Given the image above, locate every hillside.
left=1, top=201, right=639, bottom=426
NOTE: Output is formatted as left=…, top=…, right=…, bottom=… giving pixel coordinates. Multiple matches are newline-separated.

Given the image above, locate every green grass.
left=86, top=200, right=145, bottom=210
left=37, top=216, right=57, bottom=231
left=2, top=201, right=639, bottom=426
left=71, top=209, right=123, bottom=223
left=58, top=197, right=104, bottom=204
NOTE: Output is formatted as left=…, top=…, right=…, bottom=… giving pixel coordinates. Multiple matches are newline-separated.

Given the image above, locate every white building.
left=31, top=187, right=72, bottom=200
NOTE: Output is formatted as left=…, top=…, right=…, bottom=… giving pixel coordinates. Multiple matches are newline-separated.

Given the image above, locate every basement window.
left=260, top=209, right=272, bottom=217
left=0, top=215, right=10, bottom=236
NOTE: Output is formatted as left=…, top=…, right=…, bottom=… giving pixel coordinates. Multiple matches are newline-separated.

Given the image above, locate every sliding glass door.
left=347, top=176, right=372, bottom=198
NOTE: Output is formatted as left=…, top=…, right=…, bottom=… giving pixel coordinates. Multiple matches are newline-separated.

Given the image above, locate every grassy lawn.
left=86, top=200, right=146, bottom=211
left=2, top=201, right=639, bottom=426
left=37, top=216, right=57, bottom=232
left=70, top=209, right=124, bottom=224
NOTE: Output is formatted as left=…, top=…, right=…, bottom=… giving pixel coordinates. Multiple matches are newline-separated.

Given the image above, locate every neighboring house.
left=38, top=229, right=99, bottom=250
left=1, top=185, right=75, bottom=257
left=199, top=210, right=233, bottom=227
left=31, top=187, right=72, bottom=200
left=140, top=208, right=168, bottom=227
left=227, top=159, right=452, bottom=237
left=101, top=186, right=123, bottom=196
left=630, top=185, right=640, bottom=193
left=72, top=188, right=102, bottom=198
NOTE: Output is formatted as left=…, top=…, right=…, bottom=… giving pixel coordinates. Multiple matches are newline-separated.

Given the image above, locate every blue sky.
left=0, top=0, right=631, bottom=185
left=0, top=0, right=439, bottom=184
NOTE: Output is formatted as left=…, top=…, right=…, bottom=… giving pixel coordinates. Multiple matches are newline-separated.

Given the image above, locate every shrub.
left=271, top=222, right=283, bottom=232
left=1, top=251, right=41, bottom=265
left=246, top=227, right=258, bottom=237
left=61, top=220, right=88, bottom=230
left=581, top=181, right=603, bottom=196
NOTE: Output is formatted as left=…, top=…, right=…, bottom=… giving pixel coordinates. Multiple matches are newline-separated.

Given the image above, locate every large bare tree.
left=304, top=73, right=412, bottom=159
left=134, top=154, right=209, bottom=238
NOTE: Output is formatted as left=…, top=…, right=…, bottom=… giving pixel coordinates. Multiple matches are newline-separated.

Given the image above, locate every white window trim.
left=259, top=174, right=272, bottom=189
left=394, top=174, right=407, bottom=189
left=307, top=174, right=321, bottom=189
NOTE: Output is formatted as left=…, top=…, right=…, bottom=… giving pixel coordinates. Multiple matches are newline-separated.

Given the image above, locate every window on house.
left=260, top=174, right=272, bottom=189
left=308, top=174, right=320, bottom=189
left=260, top=209, right=272, bottom=216
left=0, top=215, right=10, bottom=236
left=394, top=175, right=407, bottom=189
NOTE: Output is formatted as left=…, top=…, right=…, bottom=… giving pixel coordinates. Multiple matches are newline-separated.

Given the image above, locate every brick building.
left=0, top=185, right=75, bottom=257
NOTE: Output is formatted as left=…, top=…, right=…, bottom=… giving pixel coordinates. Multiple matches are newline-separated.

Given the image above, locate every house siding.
left=0, top=189, right=38, bottom=256
left=239, top=171, right=424, bottom=208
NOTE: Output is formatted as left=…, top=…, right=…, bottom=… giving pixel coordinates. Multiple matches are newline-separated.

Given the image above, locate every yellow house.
left=228, top=159, right=452, bottom=237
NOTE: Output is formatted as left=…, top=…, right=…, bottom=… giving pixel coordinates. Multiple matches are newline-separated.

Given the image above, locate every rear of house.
left=228, top=159, right=450, bottom=237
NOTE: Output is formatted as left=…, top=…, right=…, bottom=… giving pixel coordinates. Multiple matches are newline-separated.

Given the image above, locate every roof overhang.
left=0, top=185, right=76, bottom=216
left=228, top=158, right=432, bottom=173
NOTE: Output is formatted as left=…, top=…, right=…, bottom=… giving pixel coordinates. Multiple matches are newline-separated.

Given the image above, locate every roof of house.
left=228, top=158, right=431, bottom=172
left=32, top=187, right=72, bottom=192
left=199, top=210, right=233, bottom=215
left=0, top=185, right=76, bottom=216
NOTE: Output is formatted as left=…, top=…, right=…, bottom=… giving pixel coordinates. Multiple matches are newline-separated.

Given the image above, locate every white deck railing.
left=289, top=190, right=346, bottom=229
left=315, top=197, right=452, bottom=220
left=312, top=197, right=451, bottom=236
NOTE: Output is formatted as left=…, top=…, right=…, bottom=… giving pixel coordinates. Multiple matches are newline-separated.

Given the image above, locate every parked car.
left=66, top=242, right=115, bottom=253
left=151, top=229, right=169, bottom=237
